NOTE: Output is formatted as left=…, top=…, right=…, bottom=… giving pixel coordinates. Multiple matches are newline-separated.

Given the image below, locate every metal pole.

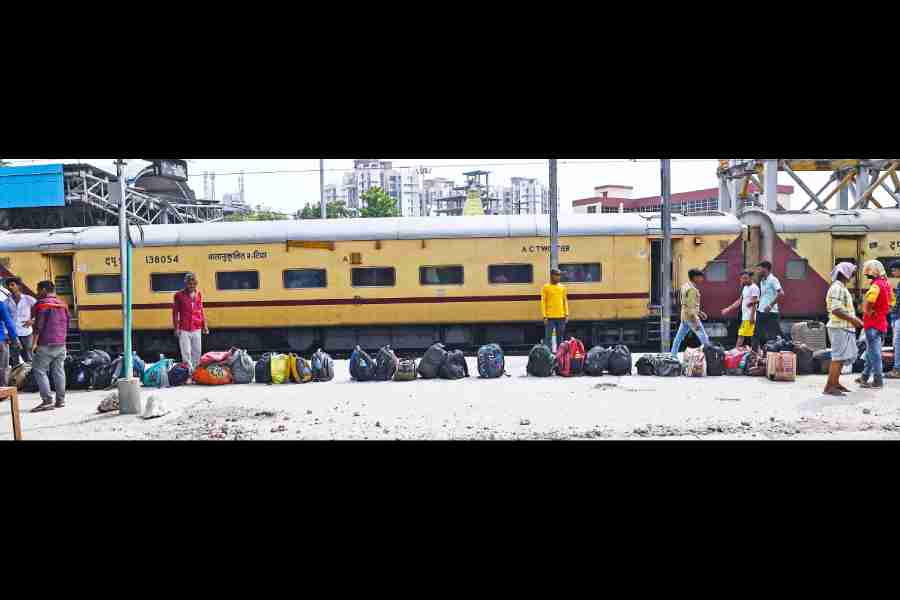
left=116, top=159, right=140, bottom=414
left=661, top=159, right=673, bottom=353
left=549, top=159, right=559, bottom=271
left=765, top=159, right=779, bottom=211
left=320, top=159, right=326, bottom=219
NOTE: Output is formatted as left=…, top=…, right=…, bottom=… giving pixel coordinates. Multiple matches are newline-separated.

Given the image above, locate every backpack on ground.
left=526, top=344, right=555, bottom=377
left=767, top=351, right=797, bottom=382
left=555, top=340, right=574, bottom=377
left=791, top=321, right=827, bottom=352
left=417, top=343, right=448, bottom=379
left=439, top=350, right=469, bottom=380
left=167, top=362, right=192, bottom=387
left=255, top=353, right=273, bottom=384
left=794, top=343, right=814, bottom=375
left=683, top=347, right=707, bottom=377
left=585, top=346, right=612, bottom=376
left=198, top=350, right=233, bottom=369
left=270, top=353, right=291, bottom=384
left=744, top=350, right=768, bottom=376
left=310, top=349, right=335, bottom=382
left=375, top=345, right=399, bottom=382
left=653, top=354, right=683, bottom=377
left=110, top=352, right=146, bottom=381
left=193, top=362, right=233, bottom=385
left=289, top=354, right=313, bottom=383
left=635, top=354, right=656, bottom=376
left=607, top=345, right=632, bottom=376
left=477, top=343, right=505, bottom=378
left=568, top=337, right=586, bottom=375
left=394, top=358, right=418, bottom=381
left=703, top=344, right=726, bottom=376
left=349, top=346, right=377, bottom=382
left=765, top=337, right=794, bottom=354
left=11, top=362, right=34, bottom=391
left=226, top=348, right=255, bottom=384
left=143, top=357, right=175, bottom=387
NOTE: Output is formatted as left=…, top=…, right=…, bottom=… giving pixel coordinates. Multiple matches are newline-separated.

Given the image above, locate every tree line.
left=225, top=187, right=399, bottom=222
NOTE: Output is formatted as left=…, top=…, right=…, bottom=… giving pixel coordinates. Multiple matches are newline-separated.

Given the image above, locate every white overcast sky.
left=5, top=158, right=851, bottom=214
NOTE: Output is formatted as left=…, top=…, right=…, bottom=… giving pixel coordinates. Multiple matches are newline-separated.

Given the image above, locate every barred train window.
left=216, top=271, right=259, bottom=290
left=786, top=259, right=807, bottom=280
left=489, top=264, right=533, bottom=284
left=351, top=267, right=395, bottom=287
left=705, top=262, right=728, bottom=282
left=283, top=269, right=327, bottom=289
left=560, top=263, right=602, bottom=283
left=151, top=272, right=189, bottom=292
left=87, top=274, right=122, bottom=294
left=420, top=266, right=463, bottom=285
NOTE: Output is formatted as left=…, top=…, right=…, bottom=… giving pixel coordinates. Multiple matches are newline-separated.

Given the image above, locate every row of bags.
left=348, top=343, right=485, bottom=382
left=525, top=340, right=633, bottom=377
left=193, top=349, right=335, bottom=385
left=10, top=350, right=158, bottom=393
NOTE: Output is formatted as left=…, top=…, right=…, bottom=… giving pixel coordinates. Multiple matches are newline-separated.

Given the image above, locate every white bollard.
left=117, top=377, right=143, bottom=415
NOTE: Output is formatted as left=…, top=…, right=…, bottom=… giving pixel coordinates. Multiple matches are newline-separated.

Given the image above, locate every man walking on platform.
left=671, top=268, right=711, bottom=356
left=885, top=262, right=900, bottom=379
left=541, top=268, right=569, bottom=351
left=173, top=272, right=209, bottom=371
left=722, top=270, right=759, bottom=348
left=751, top=261, right=785, bottom=351
left=30, top=280, right=69, bottom=412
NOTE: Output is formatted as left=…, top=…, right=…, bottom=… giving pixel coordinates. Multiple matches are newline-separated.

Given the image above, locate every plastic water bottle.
left=158, top=354, right=169, bottom=389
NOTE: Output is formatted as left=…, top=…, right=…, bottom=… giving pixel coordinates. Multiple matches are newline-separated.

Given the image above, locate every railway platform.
left=3, top=355, right=900, bottom=441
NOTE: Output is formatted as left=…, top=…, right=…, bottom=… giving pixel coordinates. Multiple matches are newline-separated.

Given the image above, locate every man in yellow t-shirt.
left=541, top=268, right=569, bottom=348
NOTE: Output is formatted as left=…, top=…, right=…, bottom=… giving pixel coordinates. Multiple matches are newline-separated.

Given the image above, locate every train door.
left=650, top=238, right=679, bottom=306
left=43, top=253, right=76, bottom=311
left=832, top=236, right=863, bottom=298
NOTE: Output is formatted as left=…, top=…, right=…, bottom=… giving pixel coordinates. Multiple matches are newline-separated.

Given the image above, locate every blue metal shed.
left=0, top=163, right=65, bottom=208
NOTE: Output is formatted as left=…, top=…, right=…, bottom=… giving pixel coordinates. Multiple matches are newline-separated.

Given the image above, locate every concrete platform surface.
left=2, top=355, right=900, bottom=440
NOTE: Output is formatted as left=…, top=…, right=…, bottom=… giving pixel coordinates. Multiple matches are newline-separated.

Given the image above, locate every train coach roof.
left=742, top=208, right=900, bottom=234
left=0, top=213, right=742, bottom=251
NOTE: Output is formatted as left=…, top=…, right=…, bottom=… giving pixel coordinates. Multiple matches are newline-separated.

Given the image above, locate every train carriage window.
left=86, top=274, right=122, bottom=294
left=151, top=272, right=190, bottom=293
left=216, top=271, right=260, bottom=290
left=877, top=257, right=900, bottom=274
left=351, top=267, right=395, bottom=287
left=489, top=264, right=533, bottom=284
left=704, top=261, right=728, bottom=282
left=420, top=265, right=464, bottom=285
left=284, top=269, right=327, bottom=289
left=786, top=259, right=808, bottom=280
left=560, top=263, right=602, bottom=283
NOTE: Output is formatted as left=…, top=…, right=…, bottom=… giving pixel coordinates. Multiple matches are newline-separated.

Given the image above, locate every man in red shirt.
left=172, top=273, right=209, bottom=370
left=856, top=260, right=896, bottom=389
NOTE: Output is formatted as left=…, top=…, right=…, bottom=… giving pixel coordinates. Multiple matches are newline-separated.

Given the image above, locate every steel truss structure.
left=718, top=159, right=900, bottom=213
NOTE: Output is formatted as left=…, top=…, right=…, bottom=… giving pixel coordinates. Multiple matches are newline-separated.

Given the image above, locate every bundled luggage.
left=767, top=351, right=797, bottom=382
left=439, top=350, right=469, bottom=380
left=607, top=345, right=632, bottom=376
left=142, top=356, right=174, bottom=388
left=255, top=353, right=273, bottom=384
left=635, top=354, right=656, bottom=376
left=635, top=354, right=681, bottom=377
left=110, top=352, right=146, bottom=382
left=569, top=337, right=586, bottom=375
left=193, top=362, right=233, bottom=385
left=584, top=346, right=611, bottom=376
left=477, top=343, right=505, bottom=379
left=683, top=347, right=706, bottom=377
left=724, top=347, right=751, bottom=375
left=743, top=350, right=768, bottom=376
left=526, top=343, right=555, bottom=377
left=167, top=362, right=192, bottom=387
left=703, top=344, right=726, bottom=376
left=374, top=345, right=399, bottom=382
left=226, top=348, right=255, bottom=384
left=310, top=349, right=335, bottom=382
left=765, top=337, right=794, bottom=354
left=417, top=343, right=448, bottom=379
left=197, top=350, right=233, bottom=369
left=792, top=321, right=827, bottom=352
left=394, top=358, right=418, bottom=381
left=289, top=353, right=313, bottom=383
left=349, top=346, right=377, bottom=382
left=555, top=340, right=575, bottom=377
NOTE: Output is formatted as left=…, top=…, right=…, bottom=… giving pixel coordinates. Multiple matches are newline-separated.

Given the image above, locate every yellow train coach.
left=0, top=213, right=742, bottom=357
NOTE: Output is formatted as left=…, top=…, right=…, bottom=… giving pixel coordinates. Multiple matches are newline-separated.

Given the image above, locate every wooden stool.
left=0, top=387, right=22, bottom=441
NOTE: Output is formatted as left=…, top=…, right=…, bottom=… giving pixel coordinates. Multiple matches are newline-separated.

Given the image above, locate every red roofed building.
left=572, top=183, right=795, bottom=215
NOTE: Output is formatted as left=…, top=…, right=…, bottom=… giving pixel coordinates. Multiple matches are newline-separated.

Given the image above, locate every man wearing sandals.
left=31, top=280, right=70, bottom=412
left=824, top=263, right=864, bottom=396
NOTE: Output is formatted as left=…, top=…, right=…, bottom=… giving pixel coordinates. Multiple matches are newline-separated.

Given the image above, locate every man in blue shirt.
left=751, top=260, right=785, bottom=352
left=0, top=296, right=22, bottom=387
left=886, top=262, right=900, bottom=379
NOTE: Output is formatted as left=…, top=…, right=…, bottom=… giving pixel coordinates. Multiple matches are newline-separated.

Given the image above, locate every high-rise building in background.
left=345, top=159, right=402, bottom=213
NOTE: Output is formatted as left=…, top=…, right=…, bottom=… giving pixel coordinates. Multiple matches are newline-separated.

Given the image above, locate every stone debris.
left=519, top=419, right=531, bottom=426
left=862, top=408, right=872, bottom=415
left=270, top=425, right=287, bottom=433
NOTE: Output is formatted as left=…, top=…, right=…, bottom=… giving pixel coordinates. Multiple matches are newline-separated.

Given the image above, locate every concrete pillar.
left=765, top=159, right=779, bottom=211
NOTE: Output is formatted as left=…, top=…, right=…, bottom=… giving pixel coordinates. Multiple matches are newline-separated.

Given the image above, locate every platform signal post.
left=114, top=159, right=141, bottom=414
left=660, top=159, right=673, bottom=353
